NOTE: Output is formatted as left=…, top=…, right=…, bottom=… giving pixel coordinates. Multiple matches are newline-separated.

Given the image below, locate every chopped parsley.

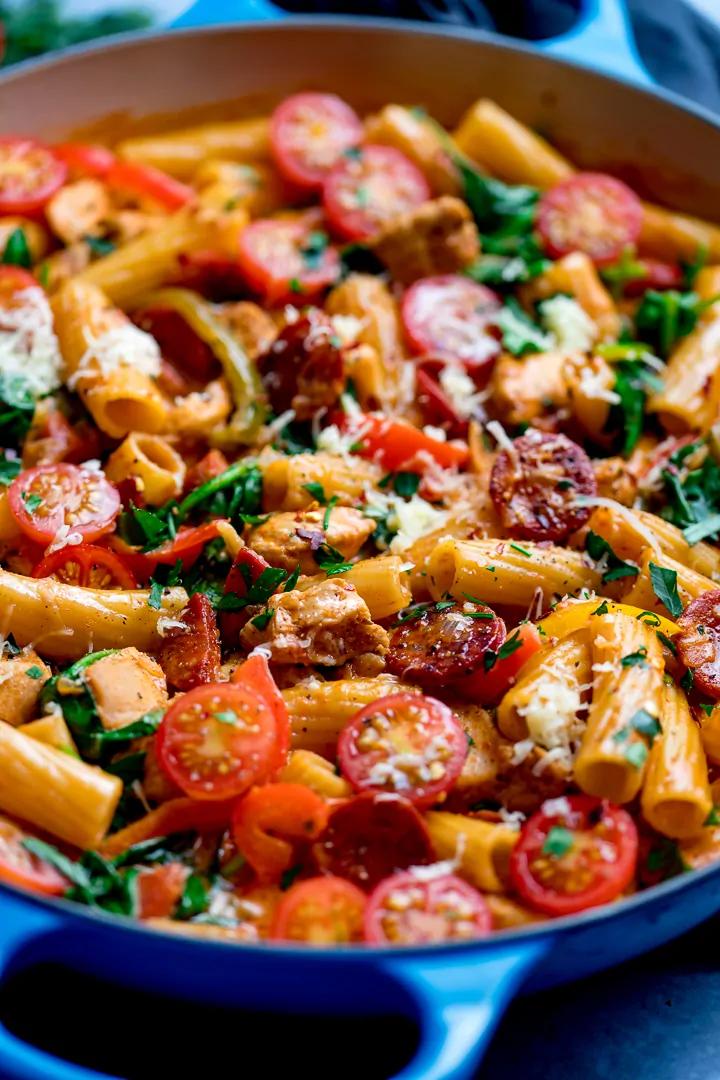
left=1, top=227, right=31, bottom=268
left=21, top=492, right=42, bottom=514
left=0, top=451, right=21, bottom=487
left=600, top=350, right=664, bottom=456
left=541, top=826, right=574, bottom=859
left=704, top=805, right=720, bottom=826
left=323, top=495, right=339, bottom=531
left=584, top=531, right=639, bottom=583
left=214, top=710, right=239, bottom=726
left=509, top=543, right=532, bottom=557
left=147, top=559, right=183, bottom=610
left=625, top=742, right=649, bottom=769
left=621, top=648, right=648, bottom=668
left=302, top=482, right=326, bottom=503
left=0, top=373, right=35, bottom=448
left=314, top=542, right=354, bottom=577
left=84, top=234, right=116, bottom=258
left=25, top=666, right=44, bottom=679
left=680, top=668, right=694, bottom=693
left=218, top=565, right=292, bottom=612
left=496, top=297, right=554, bottom=356
left=648, top=562, right=683, bottom=618
left=299, top=230, right=329, bottom=271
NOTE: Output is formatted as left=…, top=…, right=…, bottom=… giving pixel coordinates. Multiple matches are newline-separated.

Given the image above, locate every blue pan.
left=0, top=5, right=720, bottom=1078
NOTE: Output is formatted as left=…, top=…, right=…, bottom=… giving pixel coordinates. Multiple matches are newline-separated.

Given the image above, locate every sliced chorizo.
left=386, top=600, right=506, bottom=686
left=489, top=429, right=597, bottom=542
left=257, top=308, right=345, bottom=421
left=159, top=592, right=221, bottom=691
left=677, top=591, right=720, bottom=700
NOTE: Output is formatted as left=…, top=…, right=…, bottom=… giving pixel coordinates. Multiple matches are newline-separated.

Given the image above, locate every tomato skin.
left=454, top=622, right=544, bottom=704
left=0, top=138, right=67, bottom=215
left=677, top=590, right=720, bottom=700
left=510, top=795, right=639, bottom=916
left=231, top=653, right=290, bottom=775
left=0, top=816, right=69, bottom=896
left=537, top=172, right=643, bottom=266
left=184, top=449, right=230, bottom=495
left=53, top=142, right=116, bottom=179
left=106, top=161, right=194, bottom=211
left=270, top=93, right=364, bottom=191
left=337, top=692, right=468, bottom=807
left=332, top=410, right=469, bottom=472
left=364, top=871, right=492, bottom=944
left=415, top=361, right=466, bottom=436
left=386, top=600, right=506, bottom=687
left=623, top=258, right=684, bottom=298
left=231, top=783, right=329, bottom=884
left=220, top=547, right=271, bottom=647
left=175, top=251, right=247, bottom=302
left=100, top=797, right=237, bottom=858
left=158, top=593, right=221, bottom=692
left=8, top=463, right=120, bottom=546
left=323, top=144, right=431, bottom=242
left=270, top=876, right=366, bottom=943
left=136, top=862, right=188, bottom=919
left=238, top=217, right=340, bottom=306
left=402, top=276, right=502, bottom=368
left=312, top=793, right=434, bottom=892
left=156, top=682, right=280, bottom=801
left=32, top=544, right=137, bottom=589
left=489, top=430, right=597, bottom=542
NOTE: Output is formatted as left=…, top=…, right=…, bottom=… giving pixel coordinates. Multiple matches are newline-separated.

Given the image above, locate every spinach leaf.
left=660, top=441, right=720, bottom=537
left=600, top=351, right=664, bottom=456
left=495, top=297, right=554, bottom=356
left=635, top=289, right=719, bottom=358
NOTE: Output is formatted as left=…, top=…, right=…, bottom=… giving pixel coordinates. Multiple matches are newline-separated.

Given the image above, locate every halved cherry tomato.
left=133, top=304, right=220, bottom=383
left=415, top=360, right=466, bottom=435
left=100, top=797, right=237, bottom=858
left=270, top=92, right=364, bottom=191
left=332, top=410, right=469, bottom=472
left=220, top=546, right=271, bottom=647
left=258, top=309, right=345, bottom=420
left=238, top=217, right=341, bottom=306
left=337, top=692, right=467, bottom=807
left=155, top=682, right=279, bottom=801
left=323, top=144, right=431, bottom=242
left=489, top=430, right=597, bottom=542
left=454, top=622, right=544, bottom=704
left=21, top=409, right=100, bottom=469
left=536, top=172, right=643, bottom=266
left=364, top=871, right=492, bottom=944
left=0, top=816, right=69, bottom=896
left=33, top=544, right=137, bottom=589
left=0, top=138, right=67, bottom=215
left=677, top=590, right=720, bottom=700
left=312, top=793, right=434, bottom=892
left=402, top=276, right=502, bottom=368
left=106, top=161, right=194, bottom=212
left=53, top=142, right=116, bottom=179
left=109, top=520, right=226, bottom=582
left=8, top=463, right=120, bottom=546
left=0, top=265, right=39, bottom=298
left=386, top=600, right=505, bottom=687
left=231, top=653, right=290, bottom=775
left=175, top=250, right=247, bottom=302
left=158, top=593, right=221, bottom=692
left=270, top=876, right=366, bottom=943
left=510, top=795, right=639, bottom=916
left=136, top=862, right=188, bottom=919
left=623, top=258, right=685, bottom=298
left=232, top=783, right=329, bottom=884
left=184, top=449, right=230, bottom=495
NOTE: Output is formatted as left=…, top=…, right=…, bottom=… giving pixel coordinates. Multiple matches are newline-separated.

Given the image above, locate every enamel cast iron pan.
left=1, top=3, right=720, bottom=1077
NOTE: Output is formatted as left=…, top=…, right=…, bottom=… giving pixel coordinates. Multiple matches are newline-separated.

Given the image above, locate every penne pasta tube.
left=18, top=713, right=78, bottom=755
left=76, top=207, right=247, bottom=308
left=117, top=118, right=271, bottom=179
left=194, top=160, right=287, bottom=218
left=563, top=354, right=617, bottom=440
left=0, top=720, right=121, bottom=849
left=587, top=505, right=720, bottom=581
left=517, top=252, right=621, bottom=343
left=281, top=750, right=353, bottom=799
left=364, top=105, right=460, bottom=195
left=325, top=274, right=406, bottom=404
left=424, top=811, right=518, bottom=892
left=620, top=549, right=717, bottom=617
left=261, top=452, right=382, bottom=512
left=428, top=538, right=601, bottom=609
left=679, top=826, right=720, bottom=871
left=574, top=612, right=664, bottom=803
left=284, top=676, right=419, bottom=758
left=497, top=629, right=592, bottom=744
left=697, top=703, right=720, bottom=766
left=334, top=556, right=413, bottom=621
left=641, top=680, right=712, bottom=839
left=485, top=893, right=545, bottom=929
left=0, top=492, right=21, bottom=543
left=639, top=202, right=720, bottom=263
left=0, top=568, right=187, bottom=661
left=647, top=268, right=720, bottom=434
left=452, top=98, right=574, bottom=189
left=105, top=432, right=186, bottom=505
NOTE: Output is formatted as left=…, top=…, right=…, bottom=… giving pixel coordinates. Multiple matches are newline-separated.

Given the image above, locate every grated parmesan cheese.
left=438, top=364, right=490, bottom=420
left=329, top=313, right=366, bottom=346
left=68, top=321, right=161, bottom=390
left=387, top=493, right=447, bottom=554
left=0, top=287, right=63, bottom=397
left=539, top=295, right=597, bottom=353
left=315, top=423, right=362, bottom=457
left=578, top=363, right=621, bottom=405
left=44, top=523, right=84, bottom=557
left=423, top=424, right=447, bottom=442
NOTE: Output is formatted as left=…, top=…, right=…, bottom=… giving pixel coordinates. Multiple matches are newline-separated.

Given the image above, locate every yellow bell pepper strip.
left=536, top=598, right=680, bottom=642
left=137, top=287, right=266, bottom=445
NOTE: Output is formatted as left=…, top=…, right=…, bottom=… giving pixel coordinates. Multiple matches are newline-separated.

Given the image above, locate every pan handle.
left=537, top=0, right=653, bottom=88
left=379, top=938, right=549, bottom=1080
left=170, top=0, right=284, bottom=29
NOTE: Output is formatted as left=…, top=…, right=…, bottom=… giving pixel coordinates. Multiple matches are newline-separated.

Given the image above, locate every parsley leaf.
left=303, top=481, right=326, bottom=503
left=630, top=708, right=662, bottom=741
left=584, top=531, right=639, bottom=583
left=683, top=514, right=720, bottom=546
left=22, top=492, right=42, bottom=514
left=602, top=354, right=663, bottom=456
left=648, top=562, right=683, bottom=618
left=299, top=231, right=329, bottom=271
left=635, top=289, right=719, bottom=358
left=323, top=495, right=338, bottom=531
left=621, top=648, right=648, bottom=668
left=704, top=805, right=720, bottom=826
left=25, top=665, right=44, bottom=679
left=218, top=566, right=289, bottom=612
left=542, top=826, right=574, bottom=858
left=495, top=297, right=554, bottom=356
left=314, top=543, right=354, bottom=577
left=84, top=234, right=116, bottom=257
left=280, top=863, right=304, bottom=891
left=148, top=559, right=183, bottom=610
left=0, top=373, right=34, bottom=448
left=497, top=631, right=523, bottom=662
left=283, top=564, right=301, bottom=593
left=250, top=608, right=273, bottom=631
left=625, top=742, right=649, bottom=768
left=680, top=668, right=694, bottom=693
left=1, top=227, right=31, bottom=268
left=392, top=471, right=421, bottom=497
left=0, top=451, right=20, bottom=486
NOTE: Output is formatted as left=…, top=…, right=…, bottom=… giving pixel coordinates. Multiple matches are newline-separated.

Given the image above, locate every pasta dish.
left=0, top=93, right=719, bottom=945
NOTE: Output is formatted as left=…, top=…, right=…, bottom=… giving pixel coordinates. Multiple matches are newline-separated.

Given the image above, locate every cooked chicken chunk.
left=240, top=580, right=389, bottom=665
left=83, top=648, right=167, bottom=731
left=371, top=196, right=480, bottom=285
left=593, top=456, right=638, bottom=507
left=246, top=506, right=375, bottom=575
left=0, top=651, right=51, bottom=727
left=45, top=178, right=112, bottom=245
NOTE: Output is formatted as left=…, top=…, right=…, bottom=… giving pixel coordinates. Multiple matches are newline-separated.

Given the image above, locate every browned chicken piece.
left=38, top=241, right=93, bottom=293
left=246, top=506, right=375, bottom=575
left=215, top=300, right=277, bottom=359
left=83, top=648, right=168, bottom=731
left=592, top=456, right=638, bottom=507
left=0, top=651, right=51, bottom=727
left=107, top=210, right=167, bottom=245
left=371, top=196, right=480, bottom=285
left=444, top=699, right=570, bottom=813
left=45, top=178, right=112, bottom=245
left=489, top=350, right=571, bottom=428
left=241, top=579, right=389, bottom=665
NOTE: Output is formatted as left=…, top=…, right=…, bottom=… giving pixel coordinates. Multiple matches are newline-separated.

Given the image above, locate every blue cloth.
left=271, top=0, right=720, bottom=111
